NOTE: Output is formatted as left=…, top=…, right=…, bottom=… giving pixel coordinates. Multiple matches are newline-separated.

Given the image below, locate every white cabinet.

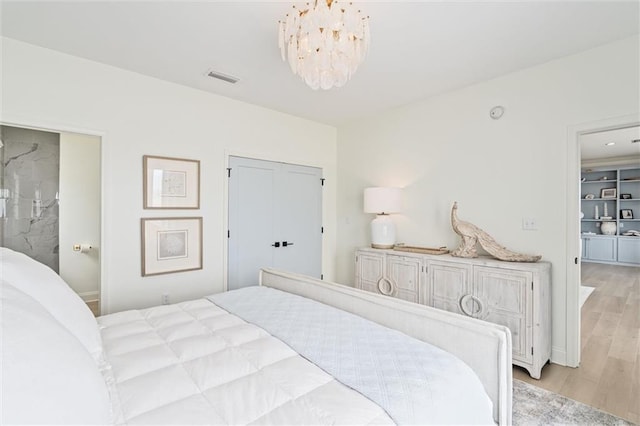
left=385, top=254, right=423, bottom=304
left=428, top=260, right=471, bottom=315
left=355, top=251, right=385, bottom=295
left=473, top=267, right=533, bottom=364
left=355, top=248, right=551, bottom=379
left=355, top=252, right=425, bottom=304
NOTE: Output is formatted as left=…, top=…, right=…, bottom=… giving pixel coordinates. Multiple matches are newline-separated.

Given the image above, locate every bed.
left=1, top=248, right=512, bottom=425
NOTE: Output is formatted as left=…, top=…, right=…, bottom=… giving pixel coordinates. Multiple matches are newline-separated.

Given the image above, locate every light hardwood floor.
left=513, top=262, right=640, bottom=423
left=86, top=300, right=100, bottom=317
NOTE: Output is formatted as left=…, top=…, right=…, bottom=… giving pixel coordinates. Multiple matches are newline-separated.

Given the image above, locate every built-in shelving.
left=581, top=165, right=640, bottom=266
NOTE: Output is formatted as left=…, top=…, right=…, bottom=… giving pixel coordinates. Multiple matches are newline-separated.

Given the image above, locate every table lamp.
left=364, top=187, right=402, bottom=249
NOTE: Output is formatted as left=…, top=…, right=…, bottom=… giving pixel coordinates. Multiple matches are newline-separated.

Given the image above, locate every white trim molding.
left=565, top=113, right=640, bottom=368
left=78, top=291, right=100, bottom=302
left=551, top=346, right=567, bottom=367
left=0, top=116, right=109, bottom=315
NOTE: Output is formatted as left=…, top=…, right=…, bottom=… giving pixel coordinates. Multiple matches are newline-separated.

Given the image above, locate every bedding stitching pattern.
left=209, top=286, right=496, bottom=425
left=99, top=299, right=392, bottom=425
left=123, top=305, right=230, bottom=423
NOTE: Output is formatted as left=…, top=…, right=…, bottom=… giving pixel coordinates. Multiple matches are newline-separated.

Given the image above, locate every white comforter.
left=99, top=287, right=494, bottom=425
left=210, top=287, right=495, bottom=425
left=2, top=246, right=505, bottom=425
left=98, top=298, right=393, bottom=425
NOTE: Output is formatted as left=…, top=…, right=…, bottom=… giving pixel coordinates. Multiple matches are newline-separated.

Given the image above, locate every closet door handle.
left=282, top=241, right=294, bottom=247
left=271, top=242, right=280, bottom=247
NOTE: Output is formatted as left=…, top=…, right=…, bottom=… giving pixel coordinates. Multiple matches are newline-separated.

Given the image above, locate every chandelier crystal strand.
left=279, top=0, right=370, bottom=90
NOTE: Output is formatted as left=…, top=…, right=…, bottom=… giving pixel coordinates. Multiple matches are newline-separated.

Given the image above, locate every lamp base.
left=370, top=214, right=396, bottom=249
left=371, top=243, right=394, bottom=249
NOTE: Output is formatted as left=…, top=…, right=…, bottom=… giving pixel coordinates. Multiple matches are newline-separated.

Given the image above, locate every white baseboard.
left=78, top=291, right=99, bottom=302
left=551, top=347, right=568, bottom=366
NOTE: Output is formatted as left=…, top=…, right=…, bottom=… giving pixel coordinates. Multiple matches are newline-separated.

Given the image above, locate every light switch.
left=522, top=218, right=537, bottom=230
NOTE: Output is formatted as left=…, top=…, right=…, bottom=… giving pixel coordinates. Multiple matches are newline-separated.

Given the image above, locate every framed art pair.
left=141, top=155, right=202, bottom=276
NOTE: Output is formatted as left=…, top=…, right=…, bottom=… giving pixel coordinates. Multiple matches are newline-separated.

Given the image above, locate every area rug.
left=513, top=379, right=634, bottom=425
left=580, top=285, right=596, bottom=308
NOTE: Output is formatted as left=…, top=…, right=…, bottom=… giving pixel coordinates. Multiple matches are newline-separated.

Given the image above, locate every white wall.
left=336, top=36, right=640, bottom=364
left=2, top=37, right=337, bottom=313
left=4, top=34, right=639, bottom=360
left=59, top=132, right=101, bottom=301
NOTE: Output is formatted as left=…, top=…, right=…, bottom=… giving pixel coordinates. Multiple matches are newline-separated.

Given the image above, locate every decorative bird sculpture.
left=450, top=202, right=541, bottom=262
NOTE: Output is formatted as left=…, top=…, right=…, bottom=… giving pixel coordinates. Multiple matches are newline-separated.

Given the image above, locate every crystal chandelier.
left=278, top=0, right=370, bottom=90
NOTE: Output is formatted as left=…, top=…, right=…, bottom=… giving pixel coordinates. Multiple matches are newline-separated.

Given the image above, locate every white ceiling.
left=580, top=125, right=640, bottom=161
left=1, top=1, right=639, bottom=126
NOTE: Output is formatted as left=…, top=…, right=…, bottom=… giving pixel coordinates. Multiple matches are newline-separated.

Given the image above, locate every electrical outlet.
left=162, top=294, right=170, bottom=305
left=522, top=217, right=537, bottom=231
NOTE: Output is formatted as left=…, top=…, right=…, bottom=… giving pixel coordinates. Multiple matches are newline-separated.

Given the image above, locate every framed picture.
left=621, top=193, right=632, bottom=200
left=600, top=188, right=617, bottom=199
left=621, top=209, right=634, bottom=219
left=141, top=217, right=203, bottom=276
left=143, top=155, right=200, bottom=209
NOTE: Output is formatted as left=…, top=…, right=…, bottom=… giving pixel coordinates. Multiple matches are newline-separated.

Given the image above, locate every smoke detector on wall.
left=489, top=106, right=505, bottom=120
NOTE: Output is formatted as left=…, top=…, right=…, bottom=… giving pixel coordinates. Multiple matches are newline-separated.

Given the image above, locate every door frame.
left=223, top=150, right=325, bottom=292
left=565, top=113, right=639, bottom=367
left=0, top=116, right=109, bottom=314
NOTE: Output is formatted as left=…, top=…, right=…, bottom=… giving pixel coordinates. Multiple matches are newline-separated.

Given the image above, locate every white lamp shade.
left=363, top=187, right=402, bottom=214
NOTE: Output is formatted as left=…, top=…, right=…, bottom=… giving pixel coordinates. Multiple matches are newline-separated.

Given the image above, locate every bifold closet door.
left=227, top=156, right=322, bottom=291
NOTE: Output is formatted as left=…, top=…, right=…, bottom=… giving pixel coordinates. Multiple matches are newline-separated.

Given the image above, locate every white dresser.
left=355, top=248, right=551, bottom=379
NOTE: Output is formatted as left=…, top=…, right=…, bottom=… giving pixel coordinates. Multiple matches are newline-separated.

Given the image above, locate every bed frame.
left=260, top=268, right=512, bottom=425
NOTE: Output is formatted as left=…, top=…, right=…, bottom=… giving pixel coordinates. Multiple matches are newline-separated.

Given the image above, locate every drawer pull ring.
left=377, top=278, right=394, bottom=296
left=459, top=294, right=486, bottom=318
left=459, top=294, right=473, bottom=316
left=472, top=295, right=487, bottom=319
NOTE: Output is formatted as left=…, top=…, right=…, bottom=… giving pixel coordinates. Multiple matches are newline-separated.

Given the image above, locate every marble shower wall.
left=0, top=126, right=60, bottom=272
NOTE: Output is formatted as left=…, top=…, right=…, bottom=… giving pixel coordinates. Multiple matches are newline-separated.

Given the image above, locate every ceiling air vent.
left=206, top=69, right=239, bottom=84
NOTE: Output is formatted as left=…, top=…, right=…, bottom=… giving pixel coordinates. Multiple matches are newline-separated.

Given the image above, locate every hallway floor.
left=513, top=262, right=639, bottom=423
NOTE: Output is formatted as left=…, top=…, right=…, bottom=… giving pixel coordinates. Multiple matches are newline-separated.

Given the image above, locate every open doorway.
left=575, top=125, right=638, bottom=418
left=0, top=124, right=102, bottom=314
left=565, top=117, right=640, bottom=367
left=514, top=121, right=639, bottom=421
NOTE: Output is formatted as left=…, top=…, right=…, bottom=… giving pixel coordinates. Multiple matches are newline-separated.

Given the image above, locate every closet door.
left=274, top=163, right=322, bottom=277
left=228, top=157, right=278, bottom=291
left=228, top=156, right=322, bottom=291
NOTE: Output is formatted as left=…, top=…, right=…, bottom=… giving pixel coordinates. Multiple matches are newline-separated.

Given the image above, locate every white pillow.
left=0, top=248, right=103, bottom=359
left=1, top=282, right=113, bottom=425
